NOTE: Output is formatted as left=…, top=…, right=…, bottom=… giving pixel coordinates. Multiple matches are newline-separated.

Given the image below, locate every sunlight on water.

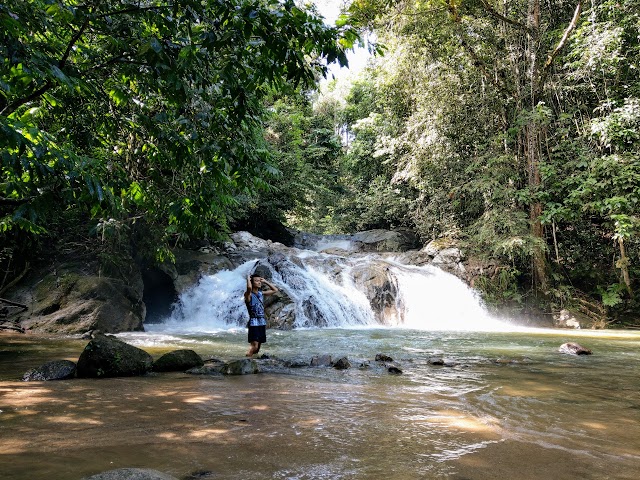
left=3, top=327, right=640, bottom=480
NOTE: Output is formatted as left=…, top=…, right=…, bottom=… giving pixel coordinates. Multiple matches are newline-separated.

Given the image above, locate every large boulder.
left=421, top=239, right=466, bottom=276
left=77, top=335, right=153, bottom=378
left=22, top=360, right=76, bottom=381
left=350, top=262, right=400, bottom=325
left=153, top=349, right=204, bottom=372
left=167, top=248, right=235, bottom=294
left=19, top=270, right=145, bottom=334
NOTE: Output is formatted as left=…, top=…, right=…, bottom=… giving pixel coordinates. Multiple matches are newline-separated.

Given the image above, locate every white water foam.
left=149, top=247, right=511, bottom=332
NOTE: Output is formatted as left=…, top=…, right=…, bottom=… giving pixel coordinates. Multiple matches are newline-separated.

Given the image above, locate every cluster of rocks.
left=21, top=334, right=415, bottom=381
left=21, top=334, right=245, bottom=381
left=22, top=334, right=594, bottom=382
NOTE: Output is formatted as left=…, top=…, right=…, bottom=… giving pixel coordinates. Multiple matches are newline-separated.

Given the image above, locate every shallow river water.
left=1, top=327, right=639, bottom=480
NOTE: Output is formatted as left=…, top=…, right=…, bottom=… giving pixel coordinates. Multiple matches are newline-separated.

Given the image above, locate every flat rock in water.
left=153, top=349, right=204, bottom=372
left=22, top=360, right=76, bottom=381
left=225, top=358, right=259, bottom=375
left=77, top=335, right=153, bottom=378
left=81, top=468, right=177, bottom=480
left=186, top=363, right=226, bottom=375
left=209, top=358, right=258, bottom=375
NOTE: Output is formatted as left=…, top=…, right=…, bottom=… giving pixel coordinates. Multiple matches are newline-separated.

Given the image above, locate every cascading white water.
left=383, top=260, right=504, bottom=330
left=150, top=245, right=510, bottom=332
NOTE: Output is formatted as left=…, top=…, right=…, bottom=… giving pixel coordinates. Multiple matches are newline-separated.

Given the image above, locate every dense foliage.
left=0, top=0, right=349, bottom=283
left=303, top=0, right=639, bottom=324
left=2, top=0, right=638, bottom=326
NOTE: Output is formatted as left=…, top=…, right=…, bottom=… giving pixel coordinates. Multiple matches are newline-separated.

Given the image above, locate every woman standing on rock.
left=245, top=273, right=278, bottom=357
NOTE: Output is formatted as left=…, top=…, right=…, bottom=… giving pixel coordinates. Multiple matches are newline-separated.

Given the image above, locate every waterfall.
left=150, top=243, right=509, bottom=332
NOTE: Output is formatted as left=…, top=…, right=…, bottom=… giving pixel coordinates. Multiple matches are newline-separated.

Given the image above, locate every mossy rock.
left=153, top=349, right=204, bottom=372
left=77, top=335, right=153, bottom=378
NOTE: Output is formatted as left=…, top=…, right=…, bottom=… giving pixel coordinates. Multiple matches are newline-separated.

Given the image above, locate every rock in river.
left=77, top=335, right=153, bottom=378
left=559, top=342, right=592, bottom=355
left=22, top=360, right=77, bottom=381
left=81, top=468, right=178, bottom=480
left=153, top=349, right=204, bottom=372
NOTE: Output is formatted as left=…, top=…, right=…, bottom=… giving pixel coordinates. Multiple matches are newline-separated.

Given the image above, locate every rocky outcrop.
left=153, top=349, right=204, bottom=372
left=351, top=229, right=420, bottom=252
left=351, top=263, right=400, bottom=325
left=292, top=229, right=419, bottom=253
left=77, top=335, right=153, bottom=378
left=22, top=360, right=77, bottom=381
left=162, top=248, right=235, bottom=295
left=12, top=268, right=145, bottom=334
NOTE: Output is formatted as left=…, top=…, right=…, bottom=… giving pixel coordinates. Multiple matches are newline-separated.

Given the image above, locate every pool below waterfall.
left=1, top=327, right=639, bottom=480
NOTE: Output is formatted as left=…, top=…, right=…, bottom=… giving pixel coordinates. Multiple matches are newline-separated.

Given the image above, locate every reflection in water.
left=1, top=329, right=640, bottom=479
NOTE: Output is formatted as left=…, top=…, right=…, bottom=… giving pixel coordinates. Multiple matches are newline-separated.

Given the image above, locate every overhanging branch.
left=480, top=0, right=530, bottom=33
left=538, top=1, right=583, bottom=90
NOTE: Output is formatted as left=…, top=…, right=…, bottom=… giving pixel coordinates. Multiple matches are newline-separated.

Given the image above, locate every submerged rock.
left=225, top=358, right=259, bottom=375
left=559, top=342, right=592, bottom=355
left=186, top=359, right=259, bottom=375
left=153, top=349, right=204, bottom=372
left=333, top=357, right=351, bottom=370
left=388, top=366, right=403, bottom=374
left=81, top=468, right=177, bottom=480
left=186, top=363, right=226, bottom=376
left=310, top=354, right=332, bottom=367
left=76, top=335, right=153, bottom=378
left=428, top=357, right=456, bottom=367
left=375, top=353, right=393, bottom=362
left=22, top=360, right=76, bottom=381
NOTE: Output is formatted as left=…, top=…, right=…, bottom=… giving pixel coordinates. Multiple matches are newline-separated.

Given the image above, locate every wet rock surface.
left=153, top=349, right=204, bottom=372
left=333, top=357, right=352, bottom=370
left=77, top=335, right=153, bottom=378
left=22, top=360, right=77, bottom=381
left=559, top=342, right=592, bottom=355
left=81, top=468, right=178, bottom=480
left=186, top=358, right=259, bottom=375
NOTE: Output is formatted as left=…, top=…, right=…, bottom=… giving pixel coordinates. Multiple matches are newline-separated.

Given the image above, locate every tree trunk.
left=526, top=0, right=548, bottom=293
left=617, top=238, right=633, bottom=297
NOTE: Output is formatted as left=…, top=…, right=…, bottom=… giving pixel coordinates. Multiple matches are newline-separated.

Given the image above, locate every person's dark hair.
left=250, top=274, right=261, bottom=280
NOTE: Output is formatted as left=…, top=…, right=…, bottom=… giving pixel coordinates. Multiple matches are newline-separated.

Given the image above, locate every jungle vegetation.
left=2, top=0, right=639, bottom=325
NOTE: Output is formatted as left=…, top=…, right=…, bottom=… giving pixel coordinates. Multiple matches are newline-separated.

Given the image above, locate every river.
left=2, top=238, right=640, bottom=479
left=1, top=327, right=639, bottom=479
